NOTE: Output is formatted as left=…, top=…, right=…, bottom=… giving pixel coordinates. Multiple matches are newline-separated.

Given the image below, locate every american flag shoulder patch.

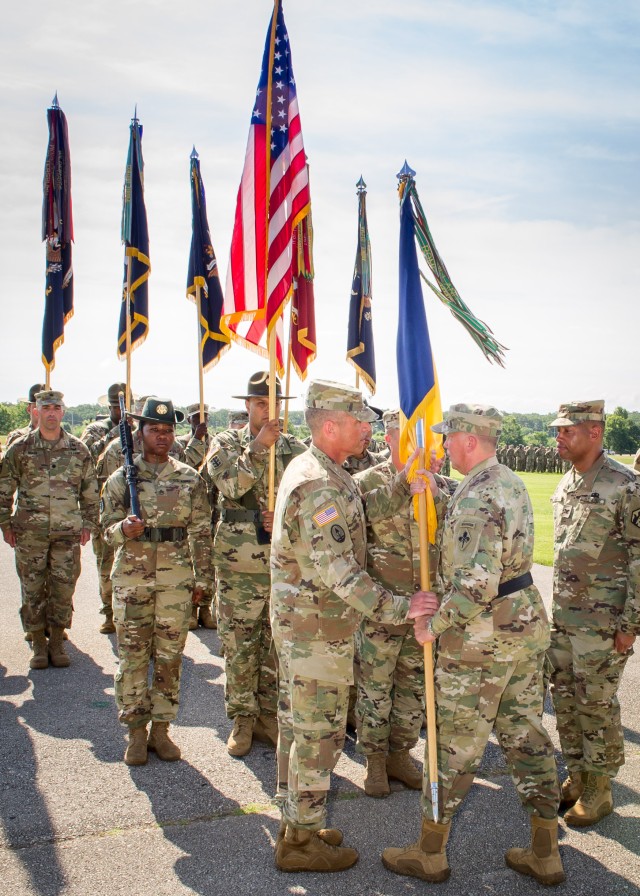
left=312, top=504, right=339, bottom=528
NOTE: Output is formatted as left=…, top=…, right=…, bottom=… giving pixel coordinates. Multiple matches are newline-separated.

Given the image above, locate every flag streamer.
left=399, top=165, right=507, bottom=367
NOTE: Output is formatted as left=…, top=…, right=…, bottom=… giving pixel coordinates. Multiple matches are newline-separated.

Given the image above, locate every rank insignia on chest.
left=312, top=503, right=339, bottom=527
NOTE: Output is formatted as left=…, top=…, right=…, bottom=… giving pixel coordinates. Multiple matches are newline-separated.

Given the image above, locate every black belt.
left=220, top=508, right=260, bottom=524
left=140, top=527, right=187, bottom=543
left=497, top=571, right=533, bottom=597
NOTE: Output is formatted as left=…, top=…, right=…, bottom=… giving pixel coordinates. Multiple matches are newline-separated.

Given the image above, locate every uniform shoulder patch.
left=208, top=448, right=222, bottom=470
left=330, top=524, right=346, bottom=543
left=312, top=503, right=339, bottom=527
left=631, top=507, right=640, bottom=529
left=454, top=518, right=482, bottom=555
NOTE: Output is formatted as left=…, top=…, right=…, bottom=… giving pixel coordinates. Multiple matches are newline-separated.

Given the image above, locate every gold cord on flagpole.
left=268, top=329, right=277, bottom=512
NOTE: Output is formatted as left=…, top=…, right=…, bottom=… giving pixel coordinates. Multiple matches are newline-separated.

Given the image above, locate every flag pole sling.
left=416, top=419, right=439, bottom=822
left=195, top=282, right=205, bottom=420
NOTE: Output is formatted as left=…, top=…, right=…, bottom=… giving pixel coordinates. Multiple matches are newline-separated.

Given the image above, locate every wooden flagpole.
left=416, top=418, right=439, bottom=822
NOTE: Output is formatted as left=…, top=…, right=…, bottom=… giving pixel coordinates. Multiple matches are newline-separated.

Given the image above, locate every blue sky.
left=1, top=0, right=638, bottom=414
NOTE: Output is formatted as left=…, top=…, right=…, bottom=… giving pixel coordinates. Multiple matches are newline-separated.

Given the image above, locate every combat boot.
left=253, top=714, right=278, bottom=747
left=99, top=609, right=116, bottom=634
left=505, top=815, right=566, bottom=885
left=364, top=752, right=390, bottom=797
left=48, top=626, right=70, bottom=667
left=124, top=724, right=148, bottom=766
left=382, top=817, right=451, bottom=882
left=386, top=749, right=422, bottom=790
left=198, top=606, right=217, bottom=629
left=188, top=606, right=198, bottom=631
left=564, top=772, right=613, bottom=827
left=147, top=721, right=181, bottom=761
left=559, top=772, right=584, bottom=810
left=29, top=630, right=49, bottom=670
left=227, top=715, right=254, bottom=757
left=276, top=819, right=343, bottom=848
left=275, top=826, right=359, bottom=873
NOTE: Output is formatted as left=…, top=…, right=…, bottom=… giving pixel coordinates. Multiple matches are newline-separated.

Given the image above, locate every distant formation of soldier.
left=496, top=442, right=570, bottom=473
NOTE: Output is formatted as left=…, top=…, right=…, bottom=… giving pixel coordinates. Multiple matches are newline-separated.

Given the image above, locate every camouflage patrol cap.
left=305, top=380, right=378, bottom=422
left=431, top=403, right=502, bottom=437
left=228, top=410, right=249, bottom=426
left=382, top=409, right=400, bottom=431
left=185, top=402, right=210, bottom=417
left=35, top=390, right=65, bottom=407
left=548, top=400, right=605, bottom=428
left=19, top=383, right=46, bottom=403
left=129, top=397, right=184, bottom=426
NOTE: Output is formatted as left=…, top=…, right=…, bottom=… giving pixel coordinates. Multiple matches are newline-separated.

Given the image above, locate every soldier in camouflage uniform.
left=228, top=410, right=249, bottom=430
left=270, top=380, right=435, bottom=873
left=5, top=383, right=45, bottom=448
left=343, top=418, right=388, bottom=475
left=514, top=443, right=526, bottom=472
left=634, top=448, right=639, bottom=475
left=176, top=402, right=216, bottom=631
left=95, top=397, right=207, bottom=636
left=354, top=410, right=431, bottom=797
left=101, top=398, right=212, bottom=766
left=80, top=383, right=126, bottom=634
left=205, top=372, right=306, bottom=758
left=0, top=390, right=99, bottom=670
left=546, top=401, right=640, bottom=827
left=383, top=403, right=564, bottom=887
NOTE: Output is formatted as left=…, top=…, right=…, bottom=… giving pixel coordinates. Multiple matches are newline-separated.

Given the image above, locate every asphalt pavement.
left=0, top=542, right=638, bottom=896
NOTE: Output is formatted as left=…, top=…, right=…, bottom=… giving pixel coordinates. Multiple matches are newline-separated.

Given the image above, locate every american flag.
left=222, top=0, right=311, bottom=372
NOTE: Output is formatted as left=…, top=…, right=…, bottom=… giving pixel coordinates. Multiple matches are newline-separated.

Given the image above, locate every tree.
left=499, top=415, right=525, bottom=446
left=605, top=407, right=640, bottom=454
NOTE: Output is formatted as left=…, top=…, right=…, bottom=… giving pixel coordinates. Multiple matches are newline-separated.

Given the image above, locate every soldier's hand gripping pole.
left=118, top=392, right=142, bottom=519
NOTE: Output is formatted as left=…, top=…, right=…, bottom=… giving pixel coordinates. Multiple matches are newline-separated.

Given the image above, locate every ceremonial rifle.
left=118, top=392, right=141, bottom=519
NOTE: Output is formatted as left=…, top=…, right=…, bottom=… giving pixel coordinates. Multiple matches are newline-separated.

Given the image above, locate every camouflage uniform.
left=271, top=382, right=416, bottom=833
left=343, top=446, right=387, bottom=475
left=423, top=405, right=559, bottom=823
left=354, top=458, right=430, bottom=756
left=0, top=428, right=99, bottom=631
left=94, top=430, right=206, bottom=621
left=101, top=455, right=211, bottom=726
left=634, top=448, right=640, bottom=475
left=547, top=405, right=640, bottom=781
left=207, top=422, right=306, bottom=721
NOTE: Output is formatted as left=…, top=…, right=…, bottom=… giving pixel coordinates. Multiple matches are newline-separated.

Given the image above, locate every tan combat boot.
left=382, top=817, right=451, bottom=882
left=99, top=609, right=116, bottom=635
left=275, top=826, right=359, bottom=873
left=227, top=716, right=254, bottom=757
left=198, top=606, right=217, bottom=629
left=564, top=772, right=613, bottom=827
left=253, top=714, right=278, bottom=747
left=124, top=725, right=148, bottom=766
left=48, top=626, right=70, bottom=667
left=559, top=772, right=584, bottom=810
left=188, top=605, right=198, bottom=631
left=147, top=722, right=181, bottom=761
left=276, top=819, right=343, bottom=848
left=29, top=630, right=49, bottom=670
left=364, top=752, right=390, bottom=797
left=505, top=815, right=566, bottom=885
left=386, top=749, right=422, bottom=790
